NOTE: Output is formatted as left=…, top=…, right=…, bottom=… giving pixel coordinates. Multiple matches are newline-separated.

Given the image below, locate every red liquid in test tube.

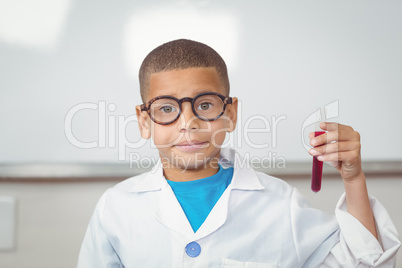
left=311, top=131, right=325, bottom=192
left=311, top=107, right=327, bottom=193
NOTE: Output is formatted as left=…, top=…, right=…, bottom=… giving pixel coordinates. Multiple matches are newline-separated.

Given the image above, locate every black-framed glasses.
left=140, top=92, right=233, bottom=125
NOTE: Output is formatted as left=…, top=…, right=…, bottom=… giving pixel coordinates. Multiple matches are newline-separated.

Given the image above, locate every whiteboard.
left=1, top=0, right=401, bottom=165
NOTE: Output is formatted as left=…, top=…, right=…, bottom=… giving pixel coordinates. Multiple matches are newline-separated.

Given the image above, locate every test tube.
left=311, top=107, right=326, bottom=192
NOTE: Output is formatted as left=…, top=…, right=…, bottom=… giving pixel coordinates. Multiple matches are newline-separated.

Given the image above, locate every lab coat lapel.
left=130, top=161, right=195, bottom=240
left=134, top=148, right=265, bottom=242
left=155, top=184, right=195, bottom=240
left=195, top=159, right=265, bottom=240
left=193, top=184, right=231, bottom=240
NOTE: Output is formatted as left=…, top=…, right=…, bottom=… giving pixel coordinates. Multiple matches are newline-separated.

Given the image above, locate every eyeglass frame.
left=140, top=91, right=233, bottom=125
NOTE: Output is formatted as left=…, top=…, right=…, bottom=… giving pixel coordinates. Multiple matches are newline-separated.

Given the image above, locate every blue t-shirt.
left=166, top=164, right=234, bottom=232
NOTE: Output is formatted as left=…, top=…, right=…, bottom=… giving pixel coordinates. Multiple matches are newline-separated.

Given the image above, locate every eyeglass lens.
left=149, top=94, right=225, bottom=123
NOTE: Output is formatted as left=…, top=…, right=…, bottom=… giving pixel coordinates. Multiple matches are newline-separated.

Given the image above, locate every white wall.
left=1, top=0, right=402, bottom=164
left=0, top=176, right=401, bottom=267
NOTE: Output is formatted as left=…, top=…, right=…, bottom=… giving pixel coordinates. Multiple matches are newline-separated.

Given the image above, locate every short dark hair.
left=139, top=39, right=230, bottom=103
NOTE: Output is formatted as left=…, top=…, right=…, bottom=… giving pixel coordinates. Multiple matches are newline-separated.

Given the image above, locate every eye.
left=197, top=102, right=212, bottom=110
left=160, top=105, right=176, bottom=113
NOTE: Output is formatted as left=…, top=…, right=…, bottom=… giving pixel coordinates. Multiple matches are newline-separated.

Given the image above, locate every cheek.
left=151, top=124, right=180, bottom=146
left=209, top=121, right=228, bottom=146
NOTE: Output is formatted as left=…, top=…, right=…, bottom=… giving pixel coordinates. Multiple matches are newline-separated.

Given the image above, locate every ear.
left=225, top=97, right=238, bottom=133
left=136, top=105, right=151, bottom=139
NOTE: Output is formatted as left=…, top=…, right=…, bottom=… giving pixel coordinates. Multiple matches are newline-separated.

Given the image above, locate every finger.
left=317, top=150, right=360, bottom=163
left=309, top=141, right=360, bottom=156
left=328, top=126, right=360, bottom=143
left=321, top=122, right=360, bottom=140
left=317, top=152, right=339, bottom=162
left=326, top=160, right=340, bottom=168
left=308, top=131, right=324, bottom=142
left=309, top=132, right=320, bottom=147
left=311, top=126, right=360, bottom=146
left=310, top=131, right=333, bottom=147
left=310, top=131, right=327, bottom=147
left=320, top=122, right=337, bottom=131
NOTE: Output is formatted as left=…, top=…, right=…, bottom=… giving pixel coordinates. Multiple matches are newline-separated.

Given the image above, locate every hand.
left=309, top=123, right=378, bottom=240
left=308, top=122, right=363, bottom=183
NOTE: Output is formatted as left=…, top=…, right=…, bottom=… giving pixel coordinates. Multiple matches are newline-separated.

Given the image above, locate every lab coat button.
left=185, top=241, right=201, bottom=257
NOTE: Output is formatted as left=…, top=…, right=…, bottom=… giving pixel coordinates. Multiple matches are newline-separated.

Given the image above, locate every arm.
left=307, top=123, right=400, bottom=266
left=343, top=173, right=377, bottom=239
left=309, top=123, right=377, bottom=239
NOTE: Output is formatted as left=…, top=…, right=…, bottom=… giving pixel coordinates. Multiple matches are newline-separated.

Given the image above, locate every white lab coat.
left=77, top=148, right=400, bottom=268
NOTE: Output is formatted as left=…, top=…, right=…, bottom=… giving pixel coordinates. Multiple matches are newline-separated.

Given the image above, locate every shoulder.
left=253, top=171, right=315, bottom=208
left=96, top=170, right=163, bottom=217
left=230, top=164, right=297, bottom=208
left=223, top=148, right=295, bottom=197
left=101, top=171, right=155, bottom=201
left=254, top=170, right=295, bottom=196
left=112, top=171, right=150, bottom=191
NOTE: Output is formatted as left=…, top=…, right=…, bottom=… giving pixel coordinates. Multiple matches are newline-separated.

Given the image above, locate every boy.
left=77, top=39, right=400, bottom=267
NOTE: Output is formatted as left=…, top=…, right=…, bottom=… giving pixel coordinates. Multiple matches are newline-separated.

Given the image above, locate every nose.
left=178, top=102, right=200, bottom=131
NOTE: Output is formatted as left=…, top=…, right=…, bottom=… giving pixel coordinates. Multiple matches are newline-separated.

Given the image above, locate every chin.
left=166, top=152, right=218, bottom=170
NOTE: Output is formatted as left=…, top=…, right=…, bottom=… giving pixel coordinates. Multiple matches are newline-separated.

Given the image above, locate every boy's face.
left=136, top=67, right=238, bottom=171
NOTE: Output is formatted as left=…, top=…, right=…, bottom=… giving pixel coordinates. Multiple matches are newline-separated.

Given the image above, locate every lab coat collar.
left=129, top=159, right=166, bottom=192
left=220, top=147, right=265, bottom=191
left=129, top=147, right=265, bottom=193
left=128, top=148, right=265, bottom=241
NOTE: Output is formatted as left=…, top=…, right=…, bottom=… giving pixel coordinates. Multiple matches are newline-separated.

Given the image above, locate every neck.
left=162, top=157, right=220, bottom=182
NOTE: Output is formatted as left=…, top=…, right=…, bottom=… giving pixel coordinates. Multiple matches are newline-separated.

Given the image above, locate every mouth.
left=174, top=141, right=209, bottom=152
